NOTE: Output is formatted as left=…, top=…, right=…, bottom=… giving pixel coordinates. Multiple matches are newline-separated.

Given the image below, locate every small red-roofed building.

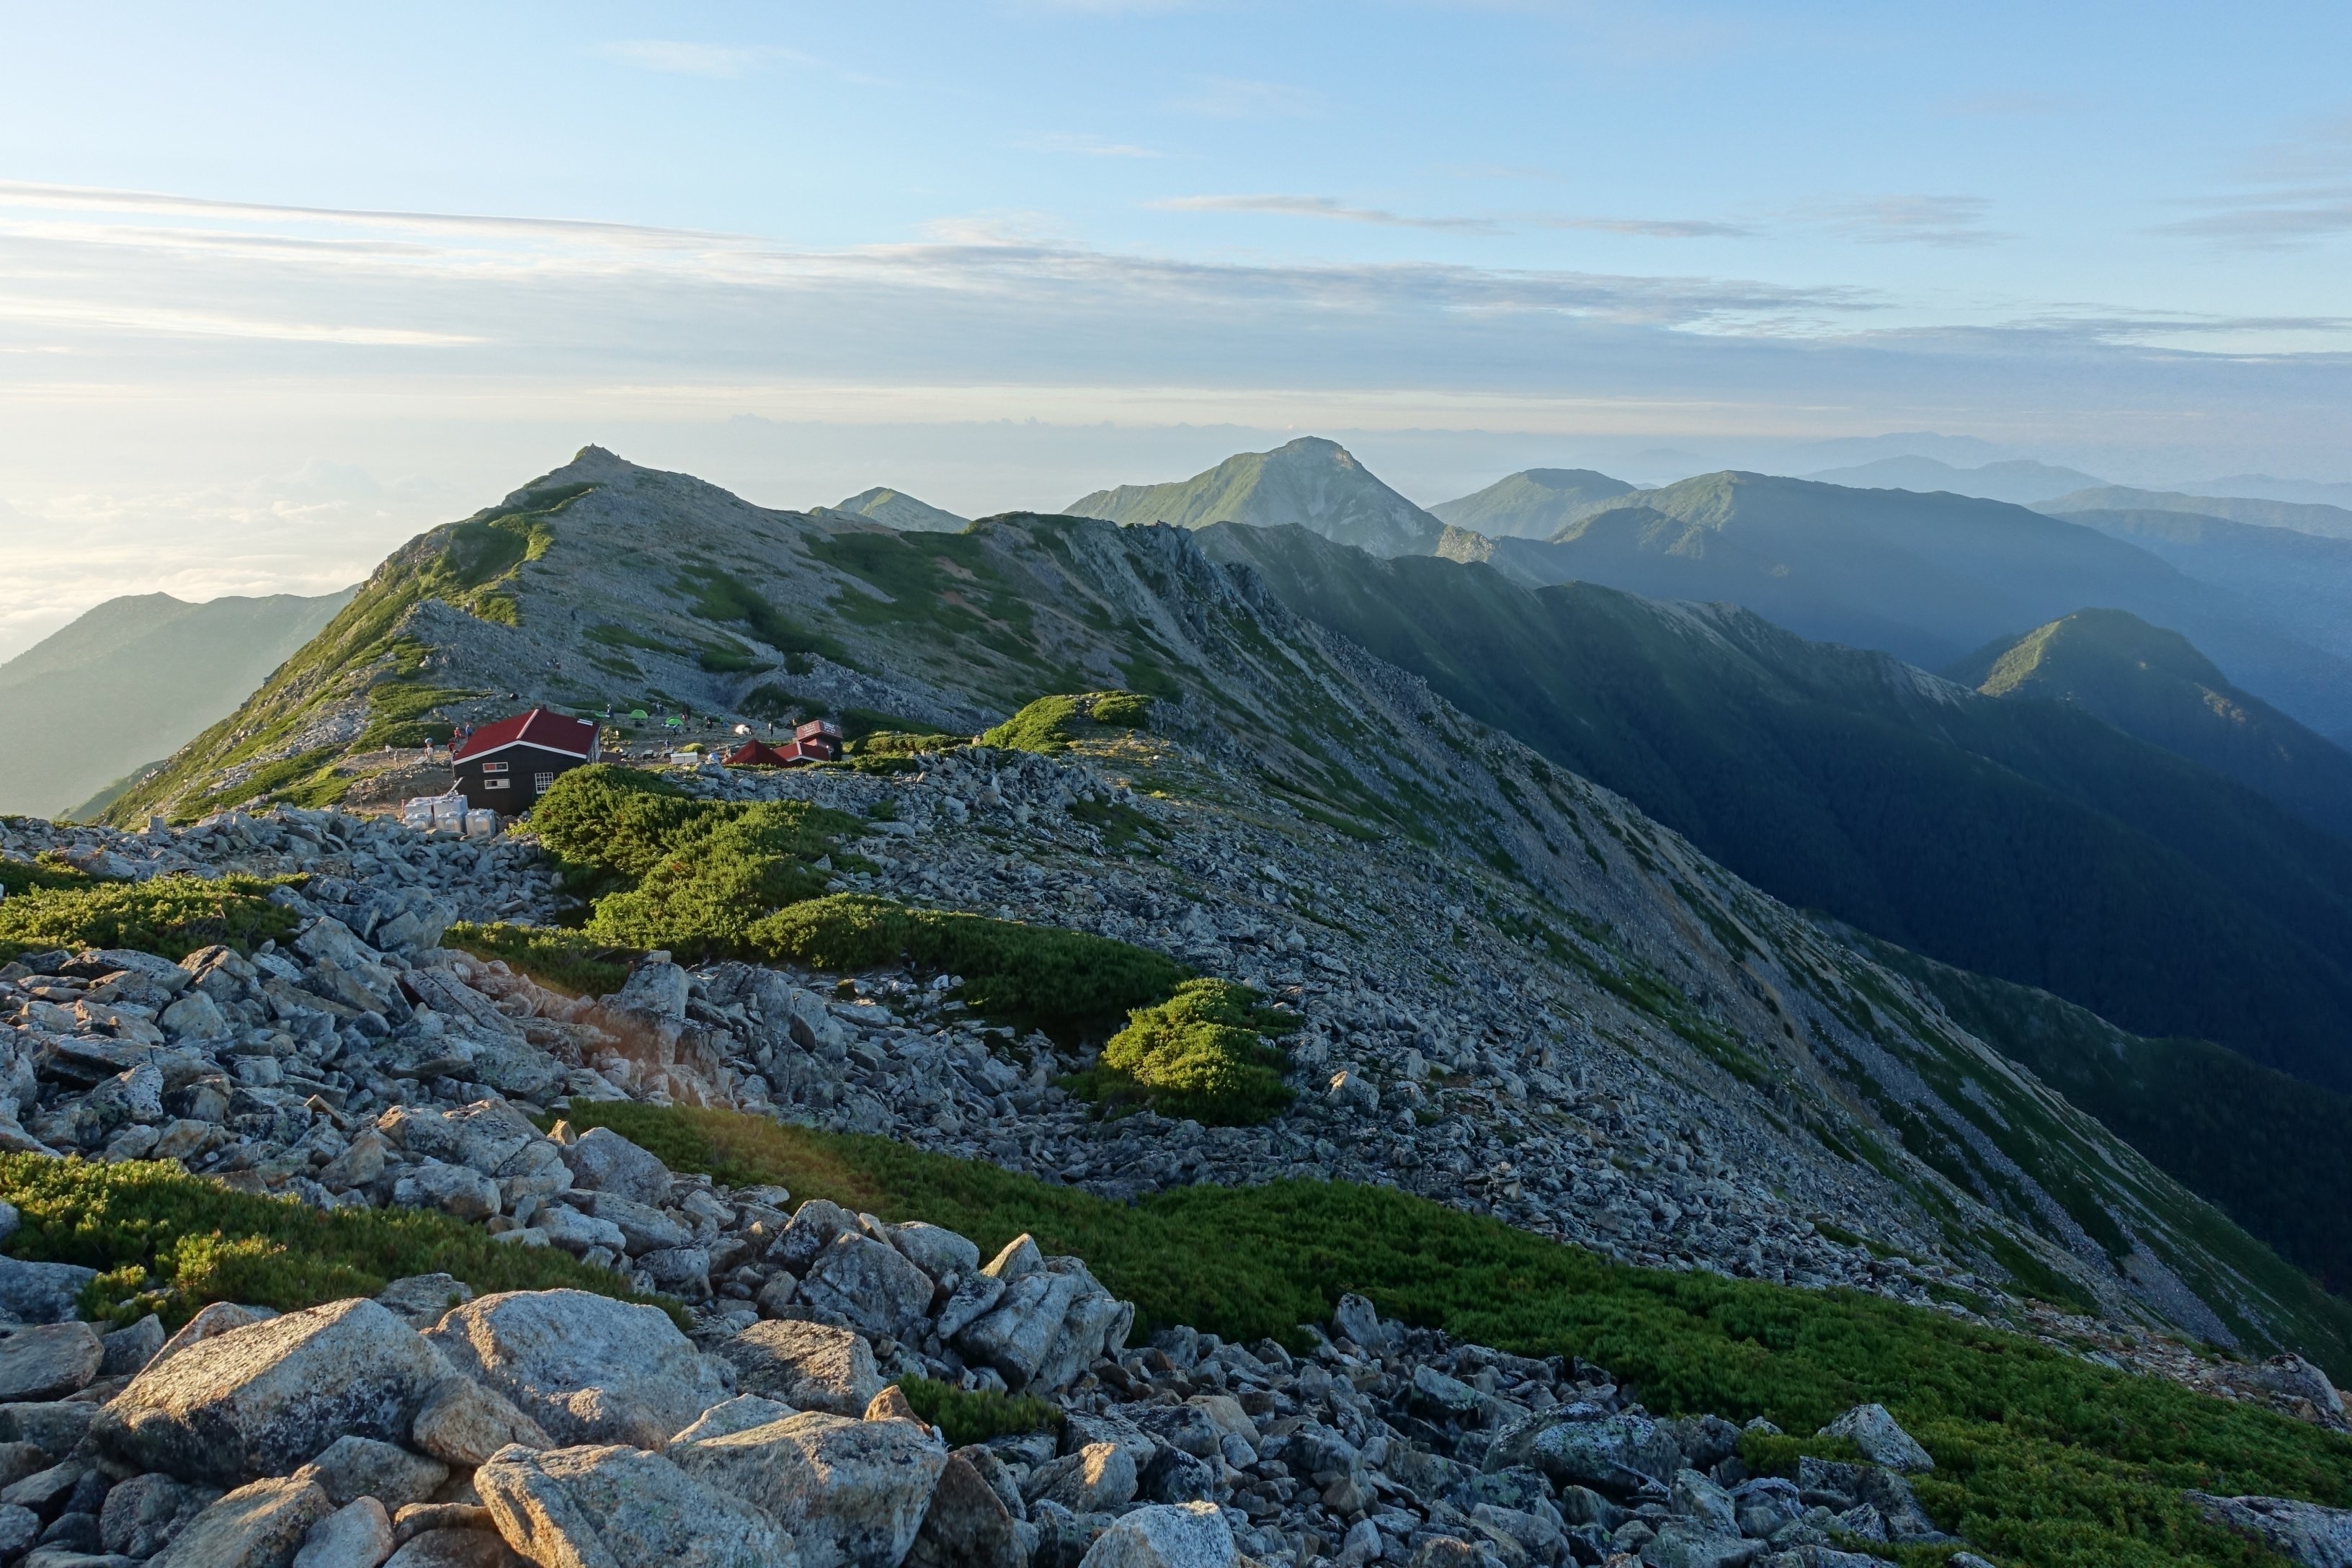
left=450, top=708, right=600, bottom=813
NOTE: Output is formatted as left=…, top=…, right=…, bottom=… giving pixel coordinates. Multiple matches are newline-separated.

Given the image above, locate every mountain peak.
left=1949, top=608, right=2352, bottom=842
left=819, top=486, right=969, bottom=534
left=1066, top=437, right=1444, bottom=557
left=1429, top=467, right=1637, bottom=539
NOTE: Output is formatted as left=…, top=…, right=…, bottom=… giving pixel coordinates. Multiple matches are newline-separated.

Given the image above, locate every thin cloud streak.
left=1150, top=194, right=1501, bottom=231
left=1153, top=192, right=1750, bottom=237
left=1814, top=196, right=2008, bottom=248
left=1168, top=76, right=1321, bottom=119
left=1022, top=133, right=1167, bottom=159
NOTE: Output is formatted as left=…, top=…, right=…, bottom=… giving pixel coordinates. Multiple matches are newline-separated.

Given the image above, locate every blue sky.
left=1, top=0, right=2348, bottom=654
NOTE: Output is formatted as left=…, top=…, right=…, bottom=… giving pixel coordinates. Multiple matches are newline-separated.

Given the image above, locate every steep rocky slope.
left=84, top=450, right=2352, bottom=1370
left=1197, top=524, right=2352, bottom=1096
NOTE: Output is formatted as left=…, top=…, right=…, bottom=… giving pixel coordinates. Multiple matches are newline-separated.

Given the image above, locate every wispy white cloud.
left=2157, top=190, right=2352, bottom=247
left=1153, top=192, right=1750, bottom=238
left=1168, top=76, right=1320, bottom=119
left=2154, top=109, right=2352, bottom=249
left=1814, top=196, right=2007, bottom=248
left=1150, top=194, right=1500, bottom=231
left=0, top=293, right=483, bottom=345
left=1022, top=132, right=1167, bottom=159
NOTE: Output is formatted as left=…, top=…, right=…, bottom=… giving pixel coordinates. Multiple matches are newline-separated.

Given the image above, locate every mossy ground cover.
left=0, top=873, right=295, bottom=964
left=567, top=1102, right=2352, bottom=1568
left=0, top=1154, right=655, bottom=1330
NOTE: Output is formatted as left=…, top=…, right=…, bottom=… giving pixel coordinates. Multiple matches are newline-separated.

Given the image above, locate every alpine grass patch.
left=750, top=894, right=1185, bottom=1041
left=564, top=1102, right=2352, bottom=1568
left=979, top=690, right=1152, bottom=754
left=442, top=921, right=636, bottom=998
left=0, top=1154, right=659, bottom=1330
left=0, top=874, right=295, bottom=964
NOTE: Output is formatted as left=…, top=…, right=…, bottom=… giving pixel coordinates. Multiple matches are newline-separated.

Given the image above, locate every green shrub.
left=444, top=921, right=636, bottom=997
left=899, top=1376, right=1063, bottom=1446
left=0, top=1154, right=658, bottom=1329
left=530, top=765, right=1185, bottom=1035
left=561, top=1103, right=2352, bottom=1568
left=0, top=857, right=97, bottom=896
left=854, top=731, right=964, bottom=758
left=979, top=690, right=1152, bottom=754
left=1077, top=978, right=1296, bottom=1123
left=749, top=894, right=1185, bottom=1039
left=0, top=874, right=295, bottom=963
left=530, top=765, right=857, bottom=960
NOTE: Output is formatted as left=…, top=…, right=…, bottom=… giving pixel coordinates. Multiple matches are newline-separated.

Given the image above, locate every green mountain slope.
left=1067, top=436, right=1444, bottom=556
left=0, top=589, right=355, bottom=819
left=1198, top=522, right=2352, bottom=1095
left=2057, top=507, right=2352, bottom=664
left=815, top=486, right=968, bottom=533
left=1479, top=470, right=2352, bottom=739
left=102, top=446, right=2352, bottom=1370
left=1428, top=468, right=1637, bottom=538
left=1801, top=455, right=2103, bottom=504
left=1849, top=934, right=2352, bottom=1298
left=2043, top=486, right=2352, bottom=541
left=1950, top=608, right=2352, bottom=843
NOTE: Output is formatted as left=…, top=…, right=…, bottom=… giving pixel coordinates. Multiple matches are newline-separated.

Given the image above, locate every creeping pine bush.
left=0, top=1154, right=655, bottom=1329
left=899, top=1376, right=1062, bottom=1446
left=529, top=765, right=858, bottom=962
left=1079, top=978, right=1298, bottom=1123
left=978, top=690, right=1152, bottom=754
left=0, top=874, right=295, bottom=964
left=749, top=894, right=1185, bottom=1041
left=528, top=765, right=1185, bottom=1036
left=567, top=1102, right=2352, bottom=1568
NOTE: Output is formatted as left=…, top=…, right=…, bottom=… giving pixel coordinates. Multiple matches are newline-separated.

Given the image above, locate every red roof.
left=452, top=708, right=600, bottom=763
left=725, top=740, right=798, bottom=767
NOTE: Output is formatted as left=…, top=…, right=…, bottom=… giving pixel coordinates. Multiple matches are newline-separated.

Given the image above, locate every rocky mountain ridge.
left=71, top=450, right=2352, bottom=1370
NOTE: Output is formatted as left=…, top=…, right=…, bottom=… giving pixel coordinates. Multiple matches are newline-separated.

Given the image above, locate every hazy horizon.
left=4, top=0, right=2349, bottom=658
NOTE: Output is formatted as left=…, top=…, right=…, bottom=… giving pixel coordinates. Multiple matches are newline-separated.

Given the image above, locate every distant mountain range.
left=814, top=486, right=967, bottom=533
left=1949, top=608, right=2352, bottom=845
left=1200, top=520, right=2352, bottom=1095
left=2041, top=486, right=2352, bottom=541
left=1430, top=469, right=2352, bottom=741
left=1067, top=436, right=1445, bottom=556
left=2054, top=507, right=2352, bottom=679
left=0, top=589, right=356, bottom=819
left=1429, top=468, right=1637, bottom=538
left=1801, top=455, right=2104, bottom=506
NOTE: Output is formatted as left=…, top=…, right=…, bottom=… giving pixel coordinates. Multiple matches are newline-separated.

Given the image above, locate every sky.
left=2, top=0, right=2350, bottom=658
